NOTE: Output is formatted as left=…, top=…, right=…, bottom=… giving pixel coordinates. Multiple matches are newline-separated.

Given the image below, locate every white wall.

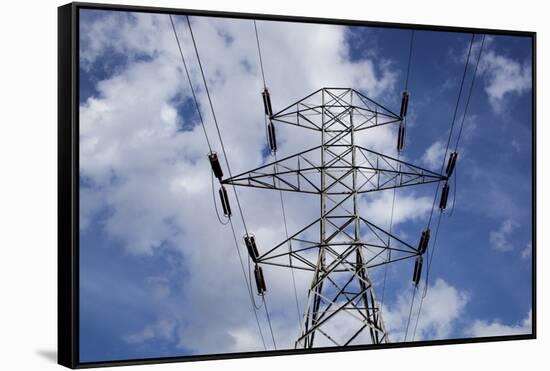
left=0, top=0, right=545, bottom=369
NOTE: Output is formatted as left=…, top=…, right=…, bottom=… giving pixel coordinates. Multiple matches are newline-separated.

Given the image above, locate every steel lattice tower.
left=222, top=88, right=446, bottom=348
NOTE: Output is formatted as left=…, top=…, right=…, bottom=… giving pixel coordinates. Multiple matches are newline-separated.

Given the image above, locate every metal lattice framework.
left=223, top=88, right=447, bottom=348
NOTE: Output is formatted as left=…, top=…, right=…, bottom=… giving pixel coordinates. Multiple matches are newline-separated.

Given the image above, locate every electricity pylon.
left=222, top=88, right=446, bottom=348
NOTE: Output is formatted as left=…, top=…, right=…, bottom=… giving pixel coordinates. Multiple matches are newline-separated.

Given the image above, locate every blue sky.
left=78, top=8, right=533, bottom=363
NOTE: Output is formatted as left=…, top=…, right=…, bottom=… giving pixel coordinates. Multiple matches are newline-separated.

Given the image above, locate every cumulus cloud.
left=124, top=319, right=177, bottom=344
left=362, top=190, right=433, bottom=227
left=479, top=50, right=531, bottom=113
left=489, top=219, right=519, bottom=252
left=521, top=242, right=532, bottom=259
left=382, top=278, right=469, bottom=342
left=511, top=139, right=521, bottom=153
left=465, top=310, right=532, bottom=337
left=421, top=140, right=446, bottom=170
left=79, top=10, right=444, bottom=354
left=455, top=36, right=532, bottom=113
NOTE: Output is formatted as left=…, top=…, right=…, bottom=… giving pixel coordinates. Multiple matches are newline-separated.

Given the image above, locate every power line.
left=211, top=171, right=229, bottom=225
left=449, top=34, right=486, bottom=216
left=450, top=159, right=458, bottom=216
left=424, top=212, right=443, bottom=297
left=454, top=35, right=486, bottom=152
left=275, top=155, right=303, bottom=331
left=380, top=30, right=415, bottom=318
left=411, top=213, right=442, bottom=340
left=425, top=34, right=484, bottom=290
left=412, top=34, right=484, bottom=341
left=426, top=33, right=475, bottom=228
left=381, top=29, right=415, bottom=336
left=228, top=212, right=268, bottom=349
left=404, top=30, right=415, bottom=91
left=253, top=20, right=267, bottom=88
left=185, top=15, right=281, bottom=349
left=171, top=14, right=229, bottom=227
left=169, top=15, right=212, bottom=152
left=169, top=14, right=268, bottom=350
left=416, top=34, right=475, bottom=336
left=185, top=15, right=250, bottom=236
left=247, top=245, right=265, bottom=311
left=254, top=20, right=272, bottom=146
left=262, top=294, right=277, bottom=349
left=411, top=283, right=425, bottom=340
left=403, top=285, right=418, bottom=341
left=253, top=19, right=302, bottom=331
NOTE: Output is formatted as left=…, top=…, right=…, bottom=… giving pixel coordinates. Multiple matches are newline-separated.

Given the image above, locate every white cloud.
left=454, top=36, right=531, bottom=114
left=421, top=140, right=446, bottom=170
left=382, top=278, right=469, bottom=342
left=479, top=50, right=531, bottom=113
left=79, top=186, right=104, bottom=230
left=521, top=242, right=532, bottom=259
left=465, top=310, right=531, bottom=337
left=361, top=190, right=433, bottom=227
left=489, top=219, right=519, bottom=252
left=511, top=139, right=521, bottom=153
left=124, top=319, right=177, bottom=344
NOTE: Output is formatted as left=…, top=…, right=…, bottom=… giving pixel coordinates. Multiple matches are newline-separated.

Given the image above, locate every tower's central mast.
left=298, top=89, right=388, bottom=347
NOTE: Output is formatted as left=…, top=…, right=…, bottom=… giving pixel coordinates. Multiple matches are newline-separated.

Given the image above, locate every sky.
left=78, top=8, right=533, bottom=363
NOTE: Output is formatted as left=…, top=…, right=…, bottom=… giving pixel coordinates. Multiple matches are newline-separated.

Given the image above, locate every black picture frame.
left=58, top=2, right=537, bottom=368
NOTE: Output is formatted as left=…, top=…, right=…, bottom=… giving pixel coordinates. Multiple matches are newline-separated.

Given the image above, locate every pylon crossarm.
left=271, top=88, right=401, bottom=132
left=272, top=88, right=324, bottom=119
left=256, top=213, right=419, bottom=270
left=356, top=145, right=443, bottom=177
left=223, top=145, right=446, bottom=194
left=258, top=244, right=418, bottom=271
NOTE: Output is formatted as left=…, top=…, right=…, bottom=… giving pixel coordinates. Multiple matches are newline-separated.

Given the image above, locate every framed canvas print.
left=58, top=2, right=536, bottom=368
